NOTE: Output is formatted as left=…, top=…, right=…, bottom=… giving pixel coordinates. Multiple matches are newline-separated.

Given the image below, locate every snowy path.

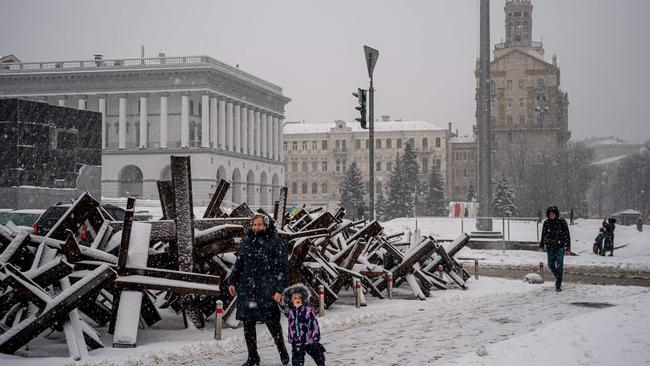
left=188, top=282, right=650, bottom=366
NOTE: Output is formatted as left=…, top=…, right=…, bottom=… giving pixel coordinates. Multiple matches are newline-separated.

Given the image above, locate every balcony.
left=495, top=41, right=543, bottom=50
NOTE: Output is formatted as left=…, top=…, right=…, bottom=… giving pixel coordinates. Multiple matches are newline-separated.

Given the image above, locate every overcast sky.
left=2, top=0, right=649, bottom=143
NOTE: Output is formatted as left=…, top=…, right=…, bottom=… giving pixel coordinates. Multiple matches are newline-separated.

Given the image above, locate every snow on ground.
left=384, top=217, right=650, bottom=271
left=2, top=278, right=648, bottom=366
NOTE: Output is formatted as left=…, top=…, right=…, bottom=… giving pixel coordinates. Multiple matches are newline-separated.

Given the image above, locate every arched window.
left=312, top=182, right=318, bottom=194
left=321, top=183, right=328, bottom=194
left=302, top=183, right=308, bottom=194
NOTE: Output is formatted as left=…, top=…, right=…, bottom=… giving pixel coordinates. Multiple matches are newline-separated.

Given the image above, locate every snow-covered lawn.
left=384, top=217, right=650, bottom=271
left=2, top=278, right=648, bottom=366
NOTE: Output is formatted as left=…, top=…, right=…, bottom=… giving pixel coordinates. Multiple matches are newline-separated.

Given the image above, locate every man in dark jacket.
left=226, top=214, right=290, bottom=366
left=540, top=206, right=571, bottom=292
left=602, top=218, right=616, bottom=256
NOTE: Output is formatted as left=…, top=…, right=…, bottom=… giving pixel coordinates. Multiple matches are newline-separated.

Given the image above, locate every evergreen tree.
left=339, top=162, right=367, bottom=220
left=425, top=165, right=447, bottom=216
left=466, top=185, right=476, bottom=202
left=400, top=141, right=419, bottom=217
left=385, top=154, right=410, bottom=219
left=493, top=177, right=517, bottom=217
left=375, top=188, right=388, bottom=222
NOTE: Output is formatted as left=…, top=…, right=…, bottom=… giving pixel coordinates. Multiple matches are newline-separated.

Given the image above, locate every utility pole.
left=364, top=46, right=379, bottom=221
left=478, top=0, right=493, bottom=231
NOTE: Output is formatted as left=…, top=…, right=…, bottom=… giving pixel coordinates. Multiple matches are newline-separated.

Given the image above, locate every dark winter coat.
left=226, top=222, right=289, bottom=322
left=279, top=284, right=321, bottom=346
left=603, top=218, right=616, bottom=247
left=540, top=206, right=571, bottom=251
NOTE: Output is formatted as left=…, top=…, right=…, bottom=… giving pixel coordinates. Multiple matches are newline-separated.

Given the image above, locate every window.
left=507, top=80, right=513, bottom=90
left=322, top=161, right=328, bottom=172
left=519, top=98, right=524, bottom=108
left=312, top=140, right=318, bottom=150
left=397, top=138, right=403, bottom=149
left=302, top=141, right=307, bottom=150
left=387, top=162, right=393, bottom=171
left=471, top=152, right=476, bottom=160
left=507, top=116, right=513, bottom=126
left=519, top=115, right=525, bottom=125
left=302, top=183, right=308, bottom=194
left=283, top=141, right=288, bottom=151
left=342, top=159, right=347, bottom=172
left=376, top=139, right=382, bottom=149
left=519, top=79, right=524, bottom=89
left=463, top=169, right=467, bottom=177
left=490, top=80, right=496, bottom=96
left=355, top=139, right=361, bottom=150
left=292, top=183, right=297, bottom=194
left=335, top=140, right=341, bottom=151
left=342, top=139, right=347, bottom=151
left=507, top=99, right=512, bottom=109
left=463, top=152, right=468, bottom=160
left=376, top=162, right=381, bottom=171
left=336, top=159, right=341, bottom=172
left=435, top=137, right=441, bottom=148
left=292, top=141, right=298, bottom=151
left=322, top=140, right=328, bottom=150
left=491, top=100, right=495, bottom=109
left=321, top=183, right=328, bottom=194
left=491, top=117, right=496, bottom=128
left=311, top=162, right=318, bottom=172
left=408, top=138, right=414, bottom=146
left=312, top=182, right=318, bottom=194
left=365, top=139, right=369, bottom=149
left=507, top=131, right=513, bottom=142
left=386, top=139, right=392, bottom=149
left=435, top=159, right=441, bottom=169
left=335, top=139, right=346, bottom=151
left=190, top=100, right=194, bottom=115
left=292, top=162, right=298, bottom=172
left=198, top=102, right=202, bottom=117
left=422, top=157, right=429, bottom=174
left=422, top=138, right=428, bottom=149
left=302, top=162, right=308, bottom=172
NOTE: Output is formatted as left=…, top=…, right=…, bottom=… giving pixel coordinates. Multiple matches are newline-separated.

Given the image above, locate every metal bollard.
left=458, top=262, right=464, bottom=276
left=474, top=259, right=479, bottom=280
left=214, top=300, right=223, bottom=340
left=387, top=273, right=394, bottom=300
left=354, top=280, right=361, bottom=308
left=437, top=264, right=444, bottom=280
left=539, top=262, right=544, bottom=275
left=318, top=285, right=325, bottom=317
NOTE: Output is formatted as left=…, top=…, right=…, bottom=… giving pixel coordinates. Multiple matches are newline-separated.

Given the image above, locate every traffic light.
left=353, top=88, right=367, bottom=129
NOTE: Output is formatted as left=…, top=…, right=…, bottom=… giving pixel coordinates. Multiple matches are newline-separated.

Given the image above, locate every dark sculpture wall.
left=0, top=98, right=101, bottom=188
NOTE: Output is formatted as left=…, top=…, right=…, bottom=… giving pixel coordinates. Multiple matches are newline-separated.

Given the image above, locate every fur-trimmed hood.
left=282, top=283, right=311, bottom=306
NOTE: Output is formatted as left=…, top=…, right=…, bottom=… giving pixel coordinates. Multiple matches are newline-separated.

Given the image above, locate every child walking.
left=277, top=284, right=326, bottom=366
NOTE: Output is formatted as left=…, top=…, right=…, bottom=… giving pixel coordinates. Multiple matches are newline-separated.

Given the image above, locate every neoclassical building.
left=283, top=119, right=448, bottom=211
left=0, top=55, right=290, bottom=208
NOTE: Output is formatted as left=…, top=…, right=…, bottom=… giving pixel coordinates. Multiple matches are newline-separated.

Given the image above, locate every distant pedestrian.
left=593, top=228, right=605, bottom=256
left=537, top=209, right=543, bottom=223
left=539, top=206, right=571, bottom=292
left=637, top=216, right=644, bottom=232
left=602, top=218, right=616, bottom=256
left=569, top=209, right=575, bottom=225
left=278, top=284, right=326, bottom=366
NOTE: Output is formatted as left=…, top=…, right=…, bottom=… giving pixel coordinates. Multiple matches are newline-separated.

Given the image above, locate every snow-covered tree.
left=375, top=188, right=388, bottom=222
left=493, top=177, right=517, bottom=217
left=339, top=162, right=367, bottom=220
left=384, top=155, right=410, bottom=219
left=424, top=165, right=446, bottom=216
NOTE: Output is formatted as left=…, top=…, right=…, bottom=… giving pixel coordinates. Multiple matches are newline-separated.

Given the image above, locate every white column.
left=160, top=93, right=168, bottom=149
left=210, top=95, right=218, bottom=148
left=78, top=96, right=87, bottom=110
left=248, top=108, right=255, bottom=155
left=118, top=96, right=127, bottom=149
left=241, top=105, right=248, bottom=155
left=226, top=100, right=234, bottom=151
left=267, top=113, right=273, bottom=158
left=255, top=109, right=261, bottom=156
left=218, top=97, right=226, bottom=149
left=98, top=96, right=106, bottom=149
left=233, top=102, right=241, bottom=153
left=58, top=96, right=66, bottom=107
left=139, top=95, right=148, bottom=148
left=261, top=112, right=268, bottom=158
left=181, top=93, right=190, bottom=148
left=273, top=116, right=279, bottom=160
left=279, top=116, right=284, bottom=161
left=201, top=94, right=210, bottom=148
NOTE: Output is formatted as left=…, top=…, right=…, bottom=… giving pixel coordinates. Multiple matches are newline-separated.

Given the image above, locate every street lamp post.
left=364, top=46, right=379, bottom=220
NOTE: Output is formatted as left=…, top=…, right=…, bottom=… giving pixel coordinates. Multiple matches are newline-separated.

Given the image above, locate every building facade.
left=446, top=135, right=478, bottom=202
left=476, top=0, right=570, bottom=193
left=283, top=119, right=448, bottom=210
left=0, top=55, right=290, bottom=208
